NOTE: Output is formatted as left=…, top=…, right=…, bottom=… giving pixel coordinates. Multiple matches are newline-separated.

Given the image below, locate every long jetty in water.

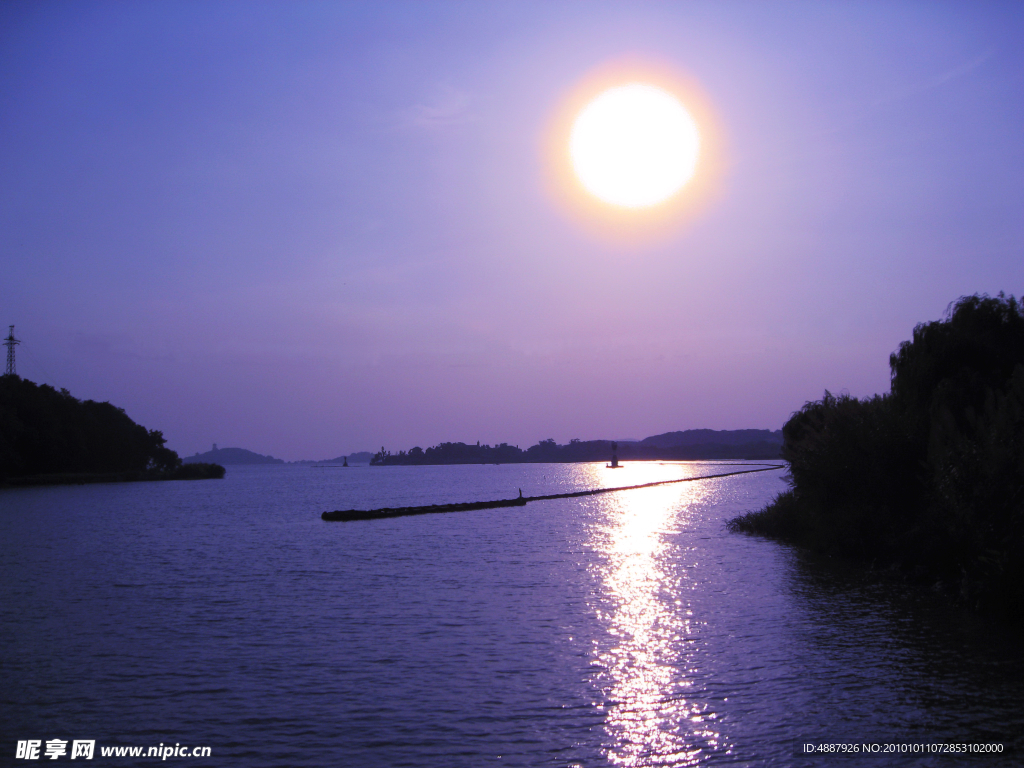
left=321, top=463, right=785, bottom=522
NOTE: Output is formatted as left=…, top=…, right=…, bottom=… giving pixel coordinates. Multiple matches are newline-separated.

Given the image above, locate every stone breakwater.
left=322, top=464, right=785, bottom=522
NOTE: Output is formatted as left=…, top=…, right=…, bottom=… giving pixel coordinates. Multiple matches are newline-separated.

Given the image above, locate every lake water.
left=2, top=462, right=1022, bottom=766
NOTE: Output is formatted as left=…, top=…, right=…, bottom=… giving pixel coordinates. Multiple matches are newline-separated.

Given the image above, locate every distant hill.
left=639, top=429, right=783, bottom=449
left=183, top=447, right=285, bottom=465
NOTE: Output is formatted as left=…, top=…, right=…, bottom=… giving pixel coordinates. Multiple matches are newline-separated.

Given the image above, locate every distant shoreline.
left=180, top=433, right=782, bottom=468
left=369, top=438, right=783, bottom=466
left=1, top=463, right=226, bottom=488
left=183, top=447, right=374, bottom=466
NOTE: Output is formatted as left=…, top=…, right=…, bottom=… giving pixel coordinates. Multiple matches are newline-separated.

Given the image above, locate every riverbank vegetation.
left=0, top=375, right=223, bottom=485
left=729, top=294, right=1024, bottom=618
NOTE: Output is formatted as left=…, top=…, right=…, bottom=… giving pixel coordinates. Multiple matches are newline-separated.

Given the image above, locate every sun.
left=544, top=62, right=723, bottom=240
left=569, top=83, right=700, bottom=209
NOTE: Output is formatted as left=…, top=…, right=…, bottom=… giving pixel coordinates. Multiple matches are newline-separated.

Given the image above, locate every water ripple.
left=1, top=463, right=1021, bottom=766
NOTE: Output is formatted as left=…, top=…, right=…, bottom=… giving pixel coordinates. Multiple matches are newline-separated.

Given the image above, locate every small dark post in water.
left=607, top=441, right=620, bottom=468
left=342, top=455, right=348, bottom=467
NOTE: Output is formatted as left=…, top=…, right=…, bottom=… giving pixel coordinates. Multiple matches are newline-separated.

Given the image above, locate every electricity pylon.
left=4, top=325, right=20, bottom=376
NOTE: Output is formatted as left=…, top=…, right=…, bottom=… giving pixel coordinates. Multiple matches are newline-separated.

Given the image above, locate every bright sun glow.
left=570, top=83, right=700, bottom=209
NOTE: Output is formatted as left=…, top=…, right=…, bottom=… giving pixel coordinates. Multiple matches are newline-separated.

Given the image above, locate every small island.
left=729, top=294, right=1024, bottom=621
left=0, top=375, right=224, bottom=486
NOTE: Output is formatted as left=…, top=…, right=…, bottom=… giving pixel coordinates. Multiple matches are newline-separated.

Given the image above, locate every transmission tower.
left=4, top=325, right=20, bottom=376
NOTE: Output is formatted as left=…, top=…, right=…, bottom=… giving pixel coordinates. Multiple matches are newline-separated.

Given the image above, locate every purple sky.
left=2, top=1, right=1023, bottom=460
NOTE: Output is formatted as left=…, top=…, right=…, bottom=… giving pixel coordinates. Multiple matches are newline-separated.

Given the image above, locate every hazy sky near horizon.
left=3, top=1, right=1023, bottom=460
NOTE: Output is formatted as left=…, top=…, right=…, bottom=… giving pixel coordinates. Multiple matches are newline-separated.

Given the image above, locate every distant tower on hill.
left=212, top=443, right=218, bottom=452
left=4, top=325, right=20, bottom=376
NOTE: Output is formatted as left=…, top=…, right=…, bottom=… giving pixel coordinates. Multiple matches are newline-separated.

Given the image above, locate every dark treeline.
left=371, top=437, right=781, bottom=465
left=0, top=375, right=223, bottom=484
left=730, top=294, right=1024, bottom=618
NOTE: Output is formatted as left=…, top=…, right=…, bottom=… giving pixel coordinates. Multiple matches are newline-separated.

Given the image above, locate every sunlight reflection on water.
left=580, top=464, right=724, bottom=765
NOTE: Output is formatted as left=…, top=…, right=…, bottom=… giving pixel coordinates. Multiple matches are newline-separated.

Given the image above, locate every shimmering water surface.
left=2, top=462, right=1022, bottom=766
